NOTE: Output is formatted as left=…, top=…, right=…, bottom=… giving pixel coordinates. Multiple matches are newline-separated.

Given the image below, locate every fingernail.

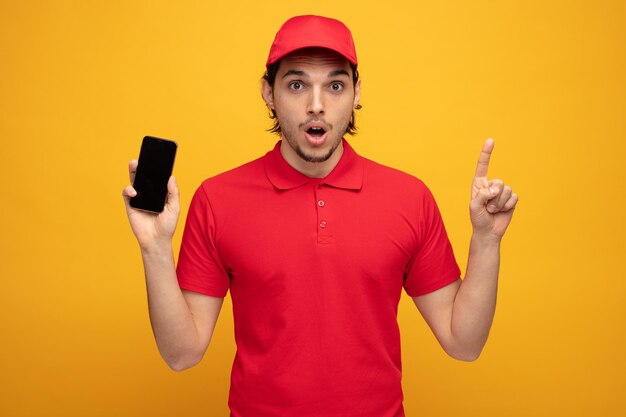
left=490, top=187, right=498, bottom=195
left=488, top=204, right=498, bottom=212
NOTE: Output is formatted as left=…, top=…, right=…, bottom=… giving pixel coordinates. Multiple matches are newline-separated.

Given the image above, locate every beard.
left=281, top=117, right=349, bottom=163
left=291, top=134, right=342, bottom=163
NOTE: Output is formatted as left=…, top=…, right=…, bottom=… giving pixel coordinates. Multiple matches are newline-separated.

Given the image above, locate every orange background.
left=1, top=1, right=625, bottom=416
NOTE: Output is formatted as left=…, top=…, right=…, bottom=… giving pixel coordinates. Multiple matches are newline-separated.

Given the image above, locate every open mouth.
left=306, top=126, right=326, bottom=137
left=303, top=123, right=329, bottom=146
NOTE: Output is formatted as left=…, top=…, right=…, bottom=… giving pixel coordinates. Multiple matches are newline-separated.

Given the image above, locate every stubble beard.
left=292, top=135, right=342, bottom=163
left=282, top=118, right=349, bottom=164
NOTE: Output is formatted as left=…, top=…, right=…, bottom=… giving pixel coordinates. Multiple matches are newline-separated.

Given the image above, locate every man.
left=123, top=15, right=518, bottom=417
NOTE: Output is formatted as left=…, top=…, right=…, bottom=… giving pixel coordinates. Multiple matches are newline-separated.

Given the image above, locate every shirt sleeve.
left=176, top=184, right=230, bottom=297
left=403, top=183, right=461, bottom=297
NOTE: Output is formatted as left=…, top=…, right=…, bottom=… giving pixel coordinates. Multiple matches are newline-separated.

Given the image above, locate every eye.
left=289, top=81, right=303, bottom=90
left=330, top=82, right=344, bottom=92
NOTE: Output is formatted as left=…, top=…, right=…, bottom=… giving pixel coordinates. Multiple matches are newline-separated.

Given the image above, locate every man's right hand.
left=122, top=160, right=180, bottom=251
left=122, top=160, right=221, bottom=372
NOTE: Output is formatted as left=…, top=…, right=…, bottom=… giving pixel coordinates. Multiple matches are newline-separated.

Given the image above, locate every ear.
left=262, top=79, right=275, bottom=110
left=353, top=78, right=361, bottom=108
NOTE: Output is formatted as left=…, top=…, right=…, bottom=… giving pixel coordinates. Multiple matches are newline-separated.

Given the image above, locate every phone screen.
left=130, top=136, right=177, bottom=213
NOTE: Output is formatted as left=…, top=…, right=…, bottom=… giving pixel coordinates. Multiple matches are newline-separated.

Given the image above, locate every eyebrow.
left=282, top=70, right=306, bottom=79
left=281, top=69, right=351, bottom=79
left=328, top=69, right=350, bottom=78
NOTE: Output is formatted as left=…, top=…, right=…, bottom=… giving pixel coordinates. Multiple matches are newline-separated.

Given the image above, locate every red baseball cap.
left=266, top=15, right=358, bottom=68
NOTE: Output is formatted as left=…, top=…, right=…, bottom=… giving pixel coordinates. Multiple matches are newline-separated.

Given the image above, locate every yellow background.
left=1, top=0, right=624, bottom=416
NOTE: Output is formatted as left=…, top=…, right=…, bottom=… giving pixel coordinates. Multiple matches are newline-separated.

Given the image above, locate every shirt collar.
left=264, top=138, right=364, bottom=191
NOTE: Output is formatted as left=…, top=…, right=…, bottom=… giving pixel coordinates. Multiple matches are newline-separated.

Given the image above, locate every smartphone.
left=130, top=136, right=178, bottom=213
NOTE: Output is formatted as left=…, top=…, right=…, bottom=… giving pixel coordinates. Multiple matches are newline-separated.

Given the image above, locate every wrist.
left=140, top=240, right=174, bottom=258
left=470, top=231, right=502, bottom=248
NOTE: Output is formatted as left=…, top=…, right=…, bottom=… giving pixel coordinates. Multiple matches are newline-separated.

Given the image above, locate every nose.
left=307, top=86, right=325, bottom=116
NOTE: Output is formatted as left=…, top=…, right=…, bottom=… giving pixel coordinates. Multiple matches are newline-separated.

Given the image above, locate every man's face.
left=262, top=48, right=361, bottom=175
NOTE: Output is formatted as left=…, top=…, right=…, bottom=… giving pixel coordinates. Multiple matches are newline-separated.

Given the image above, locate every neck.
left=280, top=140, right=344, bottom=178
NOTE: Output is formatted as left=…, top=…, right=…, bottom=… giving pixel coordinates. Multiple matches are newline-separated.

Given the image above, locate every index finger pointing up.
left=474, top=138, right=495, bottom=178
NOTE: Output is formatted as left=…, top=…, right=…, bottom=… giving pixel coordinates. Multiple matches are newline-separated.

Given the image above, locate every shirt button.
left=320, top=220, right=327, bottom=228
left=318, top=200, right=325, bottom=207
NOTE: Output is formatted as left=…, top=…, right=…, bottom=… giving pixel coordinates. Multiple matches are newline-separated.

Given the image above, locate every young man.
left=123, top=15, right=518, bottom=417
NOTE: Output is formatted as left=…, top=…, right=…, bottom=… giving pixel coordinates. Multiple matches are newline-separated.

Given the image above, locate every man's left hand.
left=469, top=138, right=518, bottom=240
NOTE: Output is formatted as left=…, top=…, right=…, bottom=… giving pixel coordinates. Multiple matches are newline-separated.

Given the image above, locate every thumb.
left=470, top=186, right=497, bottom=212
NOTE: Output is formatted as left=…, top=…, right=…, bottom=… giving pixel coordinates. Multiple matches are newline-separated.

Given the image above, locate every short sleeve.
left=176, top=184, right=230, bottom=297
left=403, top=184, right=461, bottom=297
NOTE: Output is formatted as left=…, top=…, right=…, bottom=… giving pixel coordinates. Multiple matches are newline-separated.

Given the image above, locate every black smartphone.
left=130, top=136, right=178, bottom=213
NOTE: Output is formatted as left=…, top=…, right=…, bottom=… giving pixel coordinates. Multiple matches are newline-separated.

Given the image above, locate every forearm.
left=418, top=138, right=517, bottom=361
left=141, top=244, right=202, bottom=370
left=449, top=233, right=500, bottom=360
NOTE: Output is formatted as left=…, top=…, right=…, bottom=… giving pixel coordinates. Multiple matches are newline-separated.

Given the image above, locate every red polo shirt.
left=176, top=139, right=461, bottom=417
